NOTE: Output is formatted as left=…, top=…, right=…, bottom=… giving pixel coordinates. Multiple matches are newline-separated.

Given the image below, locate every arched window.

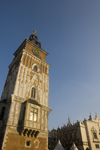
left=31, top=87, right=36, bottom=99
left=34, top=65, right=38, bottom=72
left=33, top=64, right=38, bottom=72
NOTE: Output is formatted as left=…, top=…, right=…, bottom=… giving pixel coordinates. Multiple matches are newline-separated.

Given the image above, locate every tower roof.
left=25, top=99, right=42, bottom=107
left=29, top=30, right=41, bottom=48
left=54, top=140, right=65, bottom=150
left=70, top=143, right=78, bottom=150
left=13, top=31, right=48, bottom=60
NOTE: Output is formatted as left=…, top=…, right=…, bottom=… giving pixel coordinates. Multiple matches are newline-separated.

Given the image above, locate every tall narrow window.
left=31, top=87, right=36, bottom=99
left=30, top=107, right=38, bottom=121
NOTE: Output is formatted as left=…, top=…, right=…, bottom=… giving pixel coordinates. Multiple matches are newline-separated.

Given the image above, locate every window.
left=31, top=87, right=36, bottom=99
left=0, top=107, right=6, bottom=120
left=93, top=132, right=97, bottom=139
left=33, top=65, right=38, bottom=72
left=30, top=107, right=38, bottom=121
left=95, top=144, right=99, bottom=148
left=26, top=140, right=31, bottom=147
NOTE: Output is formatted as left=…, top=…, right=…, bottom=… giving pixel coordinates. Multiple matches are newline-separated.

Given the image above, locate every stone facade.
left=49, top=114, right=100, bottom=150
left=0, top=31, right=51, bottom=150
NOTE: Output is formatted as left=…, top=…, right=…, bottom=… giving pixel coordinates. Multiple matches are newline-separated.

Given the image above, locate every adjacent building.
left=49, top=114, right=100, bottom=150
left=0, top=31, right=51, bottom=150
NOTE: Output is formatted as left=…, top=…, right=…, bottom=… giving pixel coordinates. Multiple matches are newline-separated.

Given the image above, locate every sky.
left=0, top=0, right=100, bottom=130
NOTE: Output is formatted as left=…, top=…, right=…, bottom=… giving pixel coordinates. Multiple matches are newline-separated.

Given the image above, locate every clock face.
left=33, top=49, right=39, bottom=56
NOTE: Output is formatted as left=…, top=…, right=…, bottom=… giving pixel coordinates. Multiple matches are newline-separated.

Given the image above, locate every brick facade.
left=3, top=132, right=47, bottom=150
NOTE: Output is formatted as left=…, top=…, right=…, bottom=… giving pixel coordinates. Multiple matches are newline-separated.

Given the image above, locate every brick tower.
left=0, top=30, right=51, bottom=150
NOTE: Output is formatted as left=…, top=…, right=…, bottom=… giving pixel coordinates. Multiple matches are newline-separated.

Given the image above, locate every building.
left=0, top=30, right=51, bottom=150
left=48, top=114, right=100, bottom=150
left=48, top=129, right=58, bottom=150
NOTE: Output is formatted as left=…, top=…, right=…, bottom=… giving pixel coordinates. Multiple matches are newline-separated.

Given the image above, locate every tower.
left=0, top=30, right=51, bottom=150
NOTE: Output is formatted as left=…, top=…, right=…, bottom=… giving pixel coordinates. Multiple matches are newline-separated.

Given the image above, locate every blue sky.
left=0, top=0, right=100, bottom=130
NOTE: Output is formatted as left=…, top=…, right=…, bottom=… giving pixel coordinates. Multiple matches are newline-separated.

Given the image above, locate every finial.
left=33, top=30, right=36, bottom=35
left=89, top=113, right=93, bottom=120
left=67, top=116, right=71, bottom=126
left=95, top=113, right=99, bottom=120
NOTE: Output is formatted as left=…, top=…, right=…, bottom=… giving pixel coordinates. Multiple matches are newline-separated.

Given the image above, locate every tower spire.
left=67, top=116, right=72, bottom=126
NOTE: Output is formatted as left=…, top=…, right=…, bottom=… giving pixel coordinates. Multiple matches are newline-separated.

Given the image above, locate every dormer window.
left=31, top=87, right=36, bottom=99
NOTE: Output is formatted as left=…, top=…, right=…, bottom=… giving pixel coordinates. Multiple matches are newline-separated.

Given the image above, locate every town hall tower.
left=0, top=31, right=51, bottom=150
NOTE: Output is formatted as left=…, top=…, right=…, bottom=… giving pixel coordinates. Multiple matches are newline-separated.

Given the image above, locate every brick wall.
left=3, top=132, right=47, bottom=150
